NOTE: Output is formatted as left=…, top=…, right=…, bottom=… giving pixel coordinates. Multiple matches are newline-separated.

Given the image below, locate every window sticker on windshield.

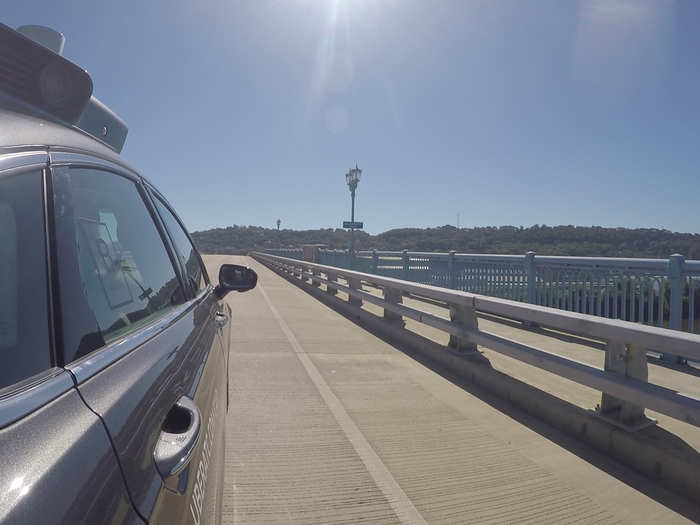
left=79, top=217, right=134, bottom=309
left=0, top=204, right=17, bottom=349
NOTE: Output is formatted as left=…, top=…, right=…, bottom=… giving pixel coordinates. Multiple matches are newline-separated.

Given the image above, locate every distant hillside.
left=191, top=225, right=700, bottom=259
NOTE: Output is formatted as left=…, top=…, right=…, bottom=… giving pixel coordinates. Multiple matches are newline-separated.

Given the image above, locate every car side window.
left=53, top=167, right=186, bottom=363
left=0, top=170, right=52, bottom=390
left=152, top=195, right=208, bottom=296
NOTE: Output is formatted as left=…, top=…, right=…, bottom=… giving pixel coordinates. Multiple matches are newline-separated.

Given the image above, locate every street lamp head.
left=345, top=165, right=362, bottom=190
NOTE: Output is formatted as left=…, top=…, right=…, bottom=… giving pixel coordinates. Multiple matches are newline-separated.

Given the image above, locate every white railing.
left=295, top=249, right=700, bottom=340
left=252, top=252, right=700, bottom=430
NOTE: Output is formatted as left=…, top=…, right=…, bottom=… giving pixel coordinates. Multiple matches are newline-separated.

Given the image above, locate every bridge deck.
left=205, top=256, right=697, bottom=525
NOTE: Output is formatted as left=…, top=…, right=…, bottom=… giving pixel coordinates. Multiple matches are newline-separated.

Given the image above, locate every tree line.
left=191, top=224, right=700, bottom=259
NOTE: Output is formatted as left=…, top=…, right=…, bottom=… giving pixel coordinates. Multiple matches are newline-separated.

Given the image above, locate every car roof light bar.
left=0, top=23, right=92, bottom=124
left=1, top=24, right=129, bottom=153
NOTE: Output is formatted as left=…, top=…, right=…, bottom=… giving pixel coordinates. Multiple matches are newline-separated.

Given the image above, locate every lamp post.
left=276, top=219, right=281, bottom=249
left=345, top=164, right=362, bottom=258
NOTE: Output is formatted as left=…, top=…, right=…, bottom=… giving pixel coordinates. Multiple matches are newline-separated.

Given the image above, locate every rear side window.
left=152, top=196, right=208, bottom=295
left=53, top=168, right=186, bottom=363
left=0, top=170, right=51, bottom=390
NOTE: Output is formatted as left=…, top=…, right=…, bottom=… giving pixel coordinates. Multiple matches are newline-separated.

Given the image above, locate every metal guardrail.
left=263, top=249, right=700, bottom=340
left=263, top=248, right=305, bottom=260
left=253, top=252, right=700, bottom=430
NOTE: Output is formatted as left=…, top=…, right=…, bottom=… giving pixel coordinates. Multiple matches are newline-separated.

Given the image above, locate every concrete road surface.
left=205, top=255, right=697, bottom=525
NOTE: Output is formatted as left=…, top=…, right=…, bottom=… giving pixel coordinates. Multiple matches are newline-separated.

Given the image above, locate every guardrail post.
left=448, top=250, right=456, bottom=289
left=325, top=270, right=338, bottom=296
left=669, top=254, right=684, bottom=330
left=372, top=249, right=379, bottom=274
left=448, top=301, right=478, bottom=353
left=525, top=251, right=536, bottom=304
left=383, top=287, right=405, bottom=327
left=598, top=341, right=653, bottom=429
left=348, top=276, right=363, bottom=307
left=666, top=254, right=685, bottom=363
left=402, top=250, right=409, bottom=280
left=311, top=268, right=321, bottom=287
left=523, top=251, right=539, bottom=328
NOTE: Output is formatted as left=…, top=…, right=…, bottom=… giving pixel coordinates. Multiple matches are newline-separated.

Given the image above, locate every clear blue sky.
left=6, top=1, right=700, bottom=234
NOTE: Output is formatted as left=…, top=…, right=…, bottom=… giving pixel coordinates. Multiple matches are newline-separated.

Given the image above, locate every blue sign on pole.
left=343, top=221, right=363, bottom=229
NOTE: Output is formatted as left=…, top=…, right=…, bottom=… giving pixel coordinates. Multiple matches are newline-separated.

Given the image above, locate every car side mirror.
left=214, top=264, right=257, bottom=298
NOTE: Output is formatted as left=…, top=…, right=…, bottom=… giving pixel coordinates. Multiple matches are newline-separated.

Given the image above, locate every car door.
left=145, top=187, right=228, bottom=525
left=48, top=157, right=226, bottom=525
left=0, top=156, right=140, bottom=525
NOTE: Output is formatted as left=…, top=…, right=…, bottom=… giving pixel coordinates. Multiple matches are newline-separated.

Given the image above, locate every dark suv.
left=0, top=23, right=256, bottom=524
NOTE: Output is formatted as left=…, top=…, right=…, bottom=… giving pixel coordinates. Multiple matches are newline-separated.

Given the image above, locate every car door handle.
left=153, top=396, right=201, bottom=483
left=215, top=311, right=228, bottom=328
